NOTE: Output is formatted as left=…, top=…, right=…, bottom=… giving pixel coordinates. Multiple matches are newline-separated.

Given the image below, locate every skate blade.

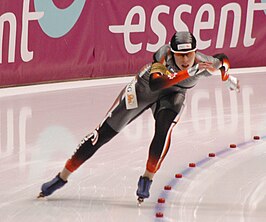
left=37, top=192, right=46, bottom=199
left=137, top=197, right=144, bottom=206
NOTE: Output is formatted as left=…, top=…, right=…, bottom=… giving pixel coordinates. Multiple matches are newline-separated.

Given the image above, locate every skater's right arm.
left=148, top=62, right=211, bottom=91
left=148, top=63, right=196, bottom=91
left=149, top=45, right=211, bottom=91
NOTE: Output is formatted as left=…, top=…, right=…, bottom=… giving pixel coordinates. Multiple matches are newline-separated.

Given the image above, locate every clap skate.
left=136, top=176, right=152, bottom=205
left=37, top=173, right=67, bottom=198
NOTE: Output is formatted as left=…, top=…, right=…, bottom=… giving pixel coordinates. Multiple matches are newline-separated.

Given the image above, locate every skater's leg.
left=39, top=81, right=151, bottom=197
left=38, top=79, right=153, bottom=197
left=136, top=109, right=179, bottom=203
left=145, top=92, right=185, bottom=174
left=146, top=109, right=179, bottom=174
left=38, top=121, right=118, bottom=197
left=60, top=121, right=117, bottom=180
left=65, top=121, right=118, bottom=173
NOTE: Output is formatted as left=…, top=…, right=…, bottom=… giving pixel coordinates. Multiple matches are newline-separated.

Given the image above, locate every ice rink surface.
left=0, top=70, right=266, bottom=222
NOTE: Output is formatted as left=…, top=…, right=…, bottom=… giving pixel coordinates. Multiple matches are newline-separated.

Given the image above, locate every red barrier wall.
left=0, top=0, right=266, bottom=87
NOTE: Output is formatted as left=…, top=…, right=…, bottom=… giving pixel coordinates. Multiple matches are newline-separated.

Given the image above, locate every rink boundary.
left=0, top=66, right=266, bottom=98
left=153, top=135, right=266, bottom=221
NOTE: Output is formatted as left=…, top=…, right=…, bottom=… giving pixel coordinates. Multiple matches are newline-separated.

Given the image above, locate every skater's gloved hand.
left=220, top=57, right=230, bottom=72
left=218, top=57, right=239, bottom=92
left=225, top=75, right=240, bottom=92
left=187, top=64, right=200, bottom=76
left=219, top=57, right=230, bottom=81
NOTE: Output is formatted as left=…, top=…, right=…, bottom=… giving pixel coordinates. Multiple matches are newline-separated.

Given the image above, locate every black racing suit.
left=65, top=44, right=224, bottom=173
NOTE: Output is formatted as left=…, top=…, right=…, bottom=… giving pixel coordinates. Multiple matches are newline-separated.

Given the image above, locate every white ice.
left=0, top=71, right=266, bottom=222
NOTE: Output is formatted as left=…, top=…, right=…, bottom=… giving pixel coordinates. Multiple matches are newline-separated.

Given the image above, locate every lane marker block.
left=156, top=212, right=164, bottom=218
left=164, top=185, right=172, bottom=190
left=253, top=136, right=260, bottom=140
left=230, top=144, right=237, bottom=148
left=158, top=198, right=165, bottom=203
left=209, top=153, right=216, bottom=157
left=175, top=173, right=183, bottom=178
left=189, top=163, right=196, bottom=167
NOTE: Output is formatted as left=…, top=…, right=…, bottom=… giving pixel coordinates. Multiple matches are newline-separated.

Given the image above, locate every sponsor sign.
left=0, top=0, right=265, bottom=86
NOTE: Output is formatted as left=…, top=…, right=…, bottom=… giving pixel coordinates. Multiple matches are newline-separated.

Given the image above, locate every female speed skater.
left=38, top=31, right=240, bottom=204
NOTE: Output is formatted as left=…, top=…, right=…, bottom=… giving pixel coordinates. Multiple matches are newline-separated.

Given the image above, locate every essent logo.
left=109, top=1, right=266, bottom=54
left=34, top=0, right=86, bottom=38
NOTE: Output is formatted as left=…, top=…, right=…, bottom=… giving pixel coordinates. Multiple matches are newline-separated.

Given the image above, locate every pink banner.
left=0, top=0, right=266, bottom=87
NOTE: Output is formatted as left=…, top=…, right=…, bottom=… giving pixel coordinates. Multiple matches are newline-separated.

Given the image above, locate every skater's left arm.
left=216, top=54, right=240, bottom=92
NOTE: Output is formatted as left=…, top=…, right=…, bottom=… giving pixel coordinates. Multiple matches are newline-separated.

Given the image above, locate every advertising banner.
left=0, top=0, right=266, bottom=87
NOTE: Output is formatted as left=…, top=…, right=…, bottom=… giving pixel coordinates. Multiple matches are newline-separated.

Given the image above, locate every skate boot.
left=38, top=173, right=67, bottom=198
left=136, top=176, right=152, bottom=205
